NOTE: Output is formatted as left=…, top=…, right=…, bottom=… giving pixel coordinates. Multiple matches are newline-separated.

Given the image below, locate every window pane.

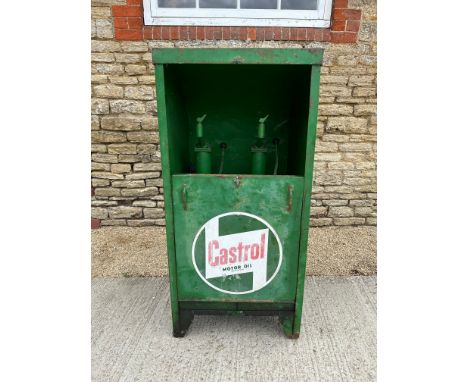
left=200, top=0, right=237, bottom=8
left=240, top=0, right=277, bottom=9
left=281, top=0, right=317, bottom=10
left=158, top=0, right=196, bottom=8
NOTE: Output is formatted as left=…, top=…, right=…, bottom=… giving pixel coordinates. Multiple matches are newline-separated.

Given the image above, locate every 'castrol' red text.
left=208, top=233, right=266, bottom=266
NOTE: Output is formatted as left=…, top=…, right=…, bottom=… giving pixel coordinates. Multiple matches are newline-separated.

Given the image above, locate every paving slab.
left=92, top=276, right=376, bottom=382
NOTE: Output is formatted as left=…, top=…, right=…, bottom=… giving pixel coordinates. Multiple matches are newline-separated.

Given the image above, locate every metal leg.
left=279, top=312, right=299, bottom=339
left=173, top=309, right=194, bottom=338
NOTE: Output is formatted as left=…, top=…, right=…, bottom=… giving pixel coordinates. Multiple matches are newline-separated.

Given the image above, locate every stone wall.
left=91, top=0, right=377, bottom=228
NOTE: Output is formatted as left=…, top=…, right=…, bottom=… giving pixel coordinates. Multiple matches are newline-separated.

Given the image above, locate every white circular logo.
left=191, top=212, right=283, bottom=295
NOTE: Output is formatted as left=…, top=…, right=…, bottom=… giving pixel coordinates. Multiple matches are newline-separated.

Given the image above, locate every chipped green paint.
left=153, top=48, right=323, bottom=65
left=153, top=48, right=323, bottom=338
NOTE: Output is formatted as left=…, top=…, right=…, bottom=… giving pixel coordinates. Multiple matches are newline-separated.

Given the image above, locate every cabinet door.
left=172, top=174, right=304, bottom=302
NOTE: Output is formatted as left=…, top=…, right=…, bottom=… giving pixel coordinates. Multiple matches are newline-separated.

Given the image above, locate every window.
left=143, top=0, right=333, bottom=27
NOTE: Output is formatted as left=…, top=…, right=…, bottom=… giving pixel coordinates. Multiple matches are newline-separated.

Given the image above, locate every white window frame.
left=143, top=0, right=332, bottom=27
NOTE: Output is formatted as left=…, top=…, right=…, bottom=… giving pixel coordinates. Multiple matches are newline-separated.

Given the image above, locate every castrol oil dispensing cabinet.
left=152, top=48, right=323, bottom=338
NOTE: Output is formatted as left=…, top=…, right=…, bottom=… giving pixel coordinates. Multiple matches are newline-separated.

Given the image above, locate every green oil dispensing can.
left=194, top=114, right=211, bottom=174
left=251, top=115, right=268, bottom=175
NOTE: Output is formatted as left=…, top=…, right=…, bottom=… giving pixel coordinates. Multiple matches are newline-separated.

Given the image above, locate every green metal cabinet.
left=152, top=48, right=323, bottom=338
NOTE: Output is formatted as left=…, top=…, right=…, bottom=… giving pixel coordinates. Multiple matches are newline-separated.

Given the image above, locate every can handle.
left=287, top=185, right=293, bottom=211
left=182, top=185, right=187, bottom=210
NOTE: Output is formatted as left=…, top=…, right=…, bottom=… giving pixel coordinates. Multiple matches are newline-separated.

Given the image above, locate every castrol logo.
left=192, top=212, right=282, bottom=294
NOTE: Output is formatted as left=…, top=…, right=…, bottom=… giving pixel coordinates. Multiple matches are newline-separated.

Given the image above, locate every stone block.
left=121, top=187, right=159, bottom=197
left=95, top=19, right=113, bottom=38
left=140, top=117, right=158, bottom=130
left=92, top=179, right=110, bottom=187
left=94, top=84, right=123, bottom=99
left=354, top=104, right=377, bottom=116
left=349, top=75, right=375, bottom=86
left=125, top=86, right=154, bottom=100
left=112, top=180, right=145, bottom=188
left=336, top=55, right=359, bottom=66
left=353, top=87, right=376, bottom=97
left=310, top=218, right=333, bottom=227
left=109, top=100, right=146, bottom=114
left=121, top=41, right=149, bottom=53
left=114, top=53, right=141, bottom=63
left=108, top=143, right=137, bottom=154
left=91, top=207, right=108, bottom=219
left=111, top=164, right=131, bottom=173
left=92, top=172, right=124, bottom=180
left=91, top=144, right=107, bottom=153
left=108, top=206, right=143, bottom=219
left=319, top=104, right=353, bottom=116
left=366, top=217, right=377, bottom=225
left=127, top=220, right=157, bottom=227
left=109, top=76, right=138, bottom=85
left=343, top=178, right=372, bottom=186
left=330, top=67, right=367, bottom=75
left=335, top=97, right=366, bottom=104
left=310, top=207, right=328, bottom=217
left=101, top=116, right=141, bottom=131
left=320, top=75, right=348, bottom=84
left=138, top=76, right=156, bottom=85
left=133, top=200, right=157, bottom=207
left=143, top=208, right=165, bottom=219
left=91, top=153, right=118, bottom=163
left=136, top=144, right=157, bottom=155
left=125, top=65, right=147, bottom=75
left=320, top=85, right=352, bottom=97
left=326, top=117, right=368, bottom=134
left=322, top=200, right=348, bottom=206
left=145, top=178, right=163, bottom=187
left=94, top=187, right=121, bottom=197
left=91, top=53, right=115, bottom=63
left=133, top=162, right=161, bottom=172
left=314, top=174, right=342, bottom=186
left=91, top=75, right=109, bottom=84
left=127, top=131, right=158, bottom=143
left=339, top=143, right=373, bottom=152
left=91, top=200, right=118, bottom=207
left=118, top=155, right=141, bottom=163
left=95, top=63, right=124, bottom=75
left=101, top=220, right=127, bottom=226
left=355, top=207, right=376, bottom=217
left=91, top=131, right=127, bottom=143
left=91, top=115, right=100, bottom=130
left=325, top=186, right=354, bottom=194
left=91, top=162, right=110, bottom=171
left=91, top=6, right=111, bottom=18
left=91, top=98, right=109, bottom=114
left=333, top=218, right=366, bottom=226
left=315, top=141, right=338, bottom=153
left=92, top=40, right=121, bottom=53
left=314, top=153, right=342, bottom=162
left=322, top=134, right=349, bottom=143
left=328, top=162, right=354, bottom=170
left=355, top=162, right=375, bottom=170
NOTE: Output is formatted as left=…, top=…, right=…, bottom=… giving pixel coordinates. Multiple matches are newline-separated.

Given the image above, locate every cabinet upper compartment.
left=153, top=48, right=323, bottom=177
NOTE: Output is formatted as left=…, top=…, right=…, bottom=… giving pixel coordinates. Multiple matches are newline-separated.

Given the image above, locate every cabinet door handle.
left=182, top=185, right=187, bottom=210
left=287, top=185, right=293, bottom=211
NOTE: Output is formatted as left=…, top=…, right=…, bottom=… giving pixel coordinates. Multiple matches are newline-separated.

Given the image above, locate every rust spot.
left=231, top=56, right=245, bottom=64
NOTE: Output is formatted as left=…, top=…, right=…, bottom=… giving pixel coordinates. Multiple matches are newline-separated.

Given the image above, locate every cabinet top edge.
left=152, top=48, right=324, bottom=65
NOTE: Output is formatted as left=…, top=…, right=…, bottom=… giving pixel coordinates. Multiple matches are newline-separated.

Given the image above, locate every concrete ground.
left=92, top=276, right=376, bottom=382
left=92, top=226, right=376, bottom=277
